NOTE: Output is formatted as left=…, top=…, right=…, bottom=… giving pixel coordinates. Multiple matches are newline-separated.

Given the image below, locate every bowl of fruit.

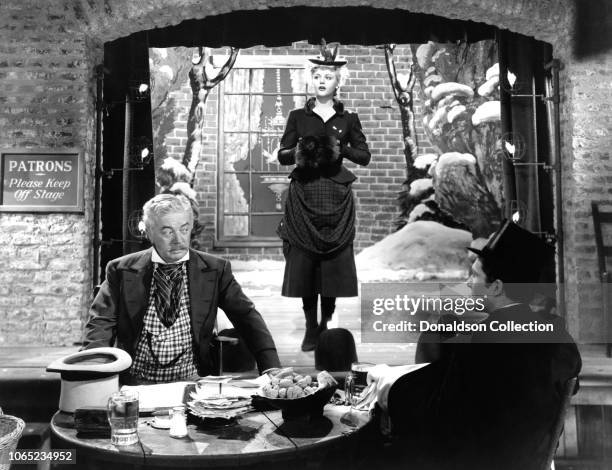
left=257, top=368, right=338, bottom=420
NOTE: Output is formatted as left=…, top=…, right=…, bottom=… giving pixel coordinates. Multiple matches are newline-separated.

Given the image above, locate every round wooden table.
left=50, top=406, right=370, bottom=469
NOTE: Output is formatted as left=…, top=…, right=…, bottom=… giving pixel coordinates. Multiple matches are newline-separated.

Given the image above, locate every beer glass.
left=107, top=390, right=139, bottom=446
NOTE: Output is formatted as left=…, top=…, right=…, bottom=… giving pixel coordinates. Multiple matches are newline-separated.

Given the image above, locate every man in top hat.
left=365, top=220, right=581, bottom=470
left=82, top=193, right=281, bottom=384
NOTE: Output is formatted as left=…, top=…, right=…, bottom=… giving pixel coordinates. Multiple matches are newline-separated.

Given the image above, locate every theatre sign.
left=0, top=150, right=83, bottom=213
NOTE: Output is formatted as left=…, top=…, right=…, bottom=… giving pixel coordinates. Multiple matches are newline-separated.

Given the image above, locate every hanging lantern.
left=507, top=70, right=517, bottom=89
left=500, top=132, right=527, bottom=162
left=510, top=200, right=528, bottom=226
left=128, top=79, right=151, bottom=101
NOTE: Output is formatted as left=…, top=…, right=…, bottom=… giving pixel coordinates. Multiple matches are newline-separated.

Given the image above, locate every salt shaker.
left=169, top=406, right=188, bottom=438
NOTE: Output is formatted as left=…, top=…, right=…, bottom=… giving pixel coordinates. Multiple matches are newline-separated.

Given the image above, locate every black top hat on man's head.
left=309, top=38, right=347, bottom=66
left=467, top=219, right=553, bottom=284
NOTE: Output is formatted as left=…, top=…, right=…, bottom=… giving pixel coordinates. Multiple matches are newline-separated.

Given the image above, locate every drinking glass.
left=344, top=372, right=355, bottom=407
left=351, top=362, right=375, bottom=395
left=107, top=390, right=139, bottom=446
left=344, top=362, right=375, bottom=409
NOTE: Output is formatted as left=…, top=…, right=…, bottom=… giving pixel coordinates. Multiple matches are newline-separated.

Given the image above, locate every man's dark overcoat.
left=385, top=303, right=582, bottom=470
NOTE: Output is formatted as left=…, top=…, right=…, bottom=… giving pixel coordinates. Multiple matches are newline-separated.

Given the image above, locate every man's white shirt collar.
left=151, top=248, right=190, bottom=264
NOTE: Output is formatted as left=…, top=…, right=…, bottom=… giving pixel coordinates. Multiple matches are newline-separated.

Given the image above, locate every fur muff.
left=295, top=135, right=341, bottom=175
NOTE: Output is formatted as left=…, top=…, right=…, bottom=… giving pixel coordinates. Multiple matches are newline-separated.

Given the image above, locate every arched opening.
left=96, top=5, right=560, bottom=361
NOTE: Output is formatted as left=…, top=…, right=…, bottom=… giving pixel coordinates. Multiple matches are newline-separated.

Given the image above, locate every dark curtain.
left=100, top=32, right=154, bottom=279
left=145, top=7, right=495, bottom=48
left=498, top=30, right=556, bottom=284
left=498, top=30, right=554, bottom=234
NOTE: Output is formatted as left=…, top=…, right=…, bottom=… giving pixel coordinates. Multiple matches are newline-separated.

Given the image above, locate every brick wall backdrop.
left=0, top=1, right=100, bottom=345
left=563, top=48, right=612, bottom=343
left=0, top=0, right=607, bottom=344
left=158, top=42, right=434, bottom=259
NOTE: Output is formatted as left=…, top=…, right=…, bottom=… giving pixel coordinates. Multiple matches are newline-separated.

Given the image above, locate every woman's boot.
left=301, top=296, right=319, bottom=352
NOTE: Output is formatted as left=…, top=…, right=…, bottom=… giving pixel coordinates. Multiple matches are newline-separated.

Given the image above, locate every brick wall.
left=82, top=0, right=574, bottom=48
left=0, top=0, right=608, bottom=345
left=0, top=1, right=100, bottom=345
left=158, top=43, right=432, bottom=259
left=563, top=48, right=612, bottom=342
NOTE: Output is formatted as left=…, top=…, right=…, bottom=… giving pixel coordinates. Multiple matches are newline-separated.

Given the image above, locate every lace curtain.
left=290, top=68, right=307, bottom=109
left=222, top=69, right=264, bottom=236
left=222, top=66, right=307, bottom=238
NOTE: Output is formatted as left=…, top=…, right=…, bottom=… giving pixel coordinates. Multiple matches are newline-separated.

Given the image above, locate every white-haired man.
left=83, top=193, right=280, bottom=384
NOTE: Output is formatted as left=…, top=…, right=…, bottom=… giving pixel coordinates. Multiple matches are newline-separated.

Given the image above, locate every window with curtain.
left=217, top=56, right=308, bottom=245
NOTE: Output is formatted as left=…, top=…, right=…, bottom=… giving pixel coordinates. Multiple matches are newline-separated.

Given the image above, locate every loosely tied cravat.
left=153, top=263, right=184, bottom=327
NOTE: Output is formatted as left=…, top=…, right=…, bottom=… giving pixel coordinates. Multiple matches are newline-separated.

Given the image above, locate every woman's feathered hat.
left=309, top=38, right=347, bottom=66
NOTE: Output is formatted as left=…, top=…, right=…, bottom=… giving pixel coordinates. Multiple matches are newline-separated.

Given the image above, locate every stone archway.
left=76, top=0, right=573, bottom=54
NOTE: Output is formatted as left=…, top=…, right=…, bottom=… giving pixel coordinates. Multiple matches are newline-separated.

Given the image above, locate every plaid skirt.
left=281, top=242, right=358, bottom=297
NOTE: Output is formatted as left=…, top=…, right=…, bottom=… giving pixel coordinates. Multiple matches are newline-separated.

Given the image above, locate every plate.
left=150, top=416, right=171, bottom=429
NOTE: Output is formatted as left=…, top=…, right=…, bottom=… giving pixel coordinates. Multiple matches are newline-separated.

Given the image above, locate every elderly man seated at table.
left=366, top=220, right=582, bottom=470
left=82, top=193, right=281, bottom=384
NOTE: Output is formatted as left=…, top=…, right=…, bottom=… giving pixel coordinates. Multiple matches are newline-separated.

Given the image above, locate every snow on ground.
left=355, top=220, right=472, bottom=280
left=230, top=259, right=285, bottom=297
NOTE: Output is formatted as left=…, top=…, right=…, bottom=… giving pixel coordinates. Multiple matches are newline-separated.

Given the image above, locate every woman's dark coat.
left=277, top=98, right=370, bottom=298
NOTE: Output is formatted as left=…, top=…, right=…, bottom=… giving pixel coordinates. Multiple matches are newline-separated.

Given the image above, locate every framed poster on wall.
left=0, top=149, right=84, bottom=213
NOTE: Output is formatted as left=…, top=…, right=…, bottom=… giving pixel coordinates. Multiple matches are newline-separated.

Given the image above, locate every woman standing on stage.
left=277, top=41, right=371, bottom=352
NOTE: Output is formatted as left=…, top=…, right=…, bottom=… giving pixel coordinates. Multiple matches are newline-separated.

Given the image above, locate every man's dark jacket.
left=82, top=248, right=280, bottom=379
left=387, top=303, right=582, bottom=470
